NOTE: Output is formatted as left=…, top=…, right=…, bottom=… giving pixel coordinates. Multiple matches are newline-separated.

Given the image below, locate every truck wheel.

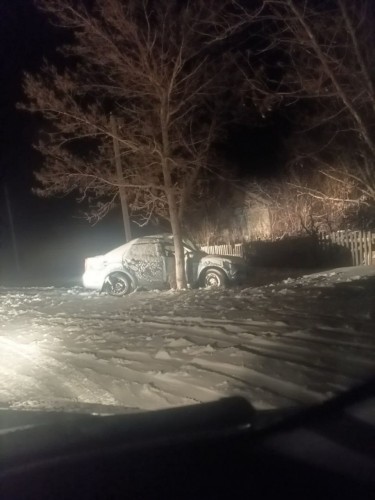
left=203, top=269, right=227, bottom=288
left=103, top=273, right=131, bottom=296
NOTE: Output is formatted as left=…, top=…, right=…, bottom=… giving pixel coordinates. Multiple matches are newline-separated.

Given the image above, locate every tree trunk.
left=110, top=114, right=132, bottom=242
left=166, top=187, right=187, bottom=289
left=159, top=94, right=187, bottom=289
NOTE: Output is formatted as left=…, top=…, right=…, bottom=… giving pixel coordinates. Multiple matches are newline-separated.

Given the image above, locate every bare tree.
left=21, top=0, right=259, bottom=288
left=242, top=165, right=360, bottom=238
left=248, top=0, right=375, bottom=210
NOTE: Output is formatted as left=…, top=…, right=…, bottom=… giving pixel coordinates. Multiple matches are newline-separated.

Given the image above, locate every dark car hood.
left=200, top=255, right=245, bottom=265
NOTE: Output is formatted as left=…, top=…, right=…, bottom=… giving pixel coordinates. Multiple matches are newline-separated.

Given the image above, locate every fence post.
left=366, top=231, right=371, bottom=266
left=345, top=230, right=350, bottom=264
left=359, top=231, right=363, bottom=265
left=353, top=232, right=358, bottom=266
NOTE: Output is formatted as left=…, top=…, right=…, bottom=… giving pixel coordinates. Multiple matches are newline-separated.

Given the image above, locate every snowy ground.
left=0, top=266, right=374, bottom=414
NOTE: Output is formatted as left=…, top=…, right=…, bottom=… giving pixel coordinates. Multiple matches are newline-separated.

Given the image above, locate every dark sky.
left=1, top=0, right=56, bottom=181
left=0, top=0, right=128, bottom=284
left=0, top=0, right=66, bottom=210
left=0, top=0, right=282, bottom=284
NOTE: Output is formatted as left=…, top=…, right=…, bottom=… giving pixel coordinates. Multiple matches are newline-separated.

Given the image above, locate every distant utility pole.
left=110, top=114, right=132, bottom=242
left=4, top=184, right=21, bottom=274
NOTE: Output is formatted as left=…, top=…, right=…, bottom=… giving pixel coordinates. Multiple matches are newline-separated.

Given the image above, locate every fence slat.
left=370, top=231, right=373, bottom=265
left=353, top=232, right=358, bottom=266
left=199, top=244, right=244, bottom=258
left=359, top=231, right=363, bottom=265
left=365, top=231, right=371, bottom=266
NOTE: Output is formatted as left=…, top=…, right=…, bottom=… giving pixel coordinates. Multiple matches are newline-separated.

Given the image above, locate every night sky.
left=0, top=0, right=129, bottom=284
left=0, top=0, right=282, bottom=285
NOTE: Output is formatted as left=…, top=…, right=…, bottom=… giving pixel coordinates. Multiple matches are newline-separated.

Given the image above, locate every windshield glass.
left=182, top=238, right=200, bottom=252
left=1, top=0, right=374, bottom=425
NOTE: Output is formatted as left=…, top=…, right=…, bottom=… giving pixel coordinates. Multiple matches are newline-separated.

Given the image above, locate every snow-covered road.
left=1, top=267, right=374, bottom=414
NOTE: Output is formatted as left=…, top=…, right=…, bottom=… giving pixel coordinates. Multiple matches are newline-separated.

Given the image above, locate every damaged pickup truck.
left=83, top=234, right=248, bottom=296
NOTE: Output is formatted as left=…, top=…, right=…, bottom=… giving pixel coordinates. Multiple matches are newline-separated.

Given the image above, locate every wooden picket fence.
left=199, top=243, right=244, bottom=258
left=319, top=230, right=375, bottom=266
left=200, top=230, right=375, bottom=266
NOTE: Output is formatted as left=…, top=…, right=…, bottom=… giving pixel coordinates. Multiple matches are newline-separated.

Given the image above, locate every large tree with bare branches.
left=20, top=0, right=261, bottom=288
left=260, top=0, right=375, bottom=211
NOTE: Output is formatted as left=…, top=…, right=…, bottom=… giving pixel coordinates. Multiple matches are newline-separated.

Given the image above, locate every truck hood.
left=200, top=255, right=245, bottom=266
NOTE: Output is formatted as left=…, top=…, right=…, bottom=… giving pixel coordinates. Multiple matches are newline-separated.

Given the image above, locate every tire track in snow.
left=131, top=318, right=374, bottom=379
left=34, top=332, right=286, bottom=409
left=33, top=320, right=356, bottom=409
left=30, top=311, right=374, bottom=409
left=0, top=336, right=119, bottom=409
left=2, top=275, right=374, bottom=412
left=55, top=353, right=223, bottom=407
left=189, top=357, right=327, bottom=405
left=36, top=341, right=297, bottom=409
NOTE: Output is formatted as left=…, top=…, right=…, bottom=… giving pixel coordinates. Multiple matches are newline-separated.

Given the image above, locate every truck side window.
left=163, top=243, right=175, bottom=257
left=128, top=243, right=158, bottom=259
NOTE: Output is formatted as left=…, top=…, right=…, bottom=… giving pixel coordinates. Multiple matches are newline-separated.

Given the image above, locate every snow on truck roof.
left=103, top=235, right=173, bottom=259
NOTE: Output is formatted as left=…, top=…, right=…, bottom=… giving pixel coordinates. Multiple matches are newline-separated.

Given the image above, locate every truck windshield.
left=182, top=238, right=200, bottom=252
